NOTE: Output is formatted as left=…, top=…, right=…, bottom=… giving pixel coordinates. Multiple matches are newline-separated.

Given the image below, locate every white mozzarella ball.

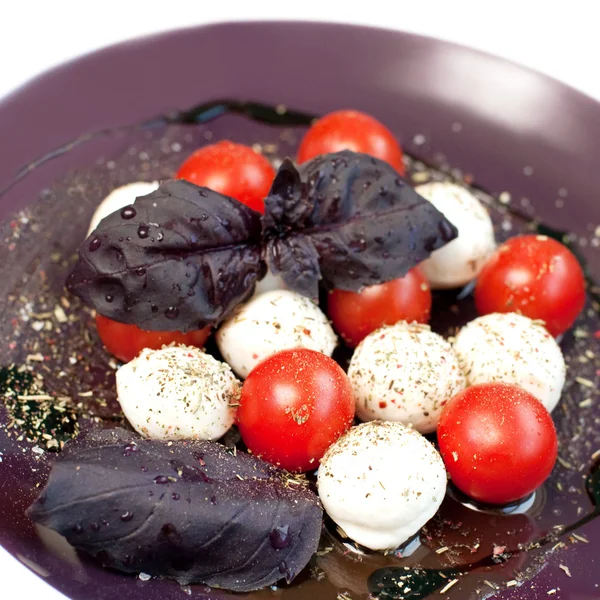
left=116, top=345, right=239, bottom=441
left=253, top=270, right=288, bottom=296
left=453, top=312, right=566, bottom=412
left=416, top=181, right=496, bottom=289
left=317, top=421, right=447, bottom=551
left=348, top=322, right=466, bottom=433
left=87, top=181, right=159, bottom=236
left=216, top=289, right=337, bottom=378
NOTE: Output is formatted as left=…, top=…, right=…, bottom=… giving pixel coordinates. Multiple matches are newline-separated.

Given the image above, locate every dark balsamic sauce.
left=2, top=99, right=600, bottom=598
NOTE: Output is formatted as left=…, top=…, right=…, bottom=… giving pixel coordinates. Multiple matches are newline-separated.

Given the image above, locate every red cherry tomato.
left=437, top=383, right=557, bottom=505
left=297, top=110, right=405, bottom=174
left=176, top=141, right=275, bottom=213
left=327, top=269, right=431, bottom=348
left=95, top=314, right=211, bottom=363
left=237, top=348, right=355, bottom=472
left=475, top=235, right=585, bottom=337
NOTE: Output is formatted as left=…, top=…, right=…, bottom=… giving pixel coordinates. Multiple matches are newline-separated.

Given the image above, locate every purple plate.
left=1, top=21, right=600, bottom=600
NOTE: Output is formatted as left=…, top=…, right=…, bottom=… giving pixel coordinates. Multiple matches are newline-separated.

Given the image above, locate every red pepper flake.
left=594, top=330, right=600, bottom=339
left=252, top=353, right=258, bottom=360
left=303, top=328, right=311, bottom=335
left=379, top=401, right=387, bottom=409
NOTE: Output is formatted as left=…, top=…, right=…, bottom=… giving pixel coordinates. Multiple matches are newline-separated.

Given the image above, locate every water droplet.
left=115, top=250, right=124, bottom=262
left=73, top=524, right=83, bottom=534
left=187, top=288, right=195, bottom=297
left=120, top=206, right=136, bottom=219
left=136, top=267, right=146, bottom=277
left=123, top=443, right=139, bottom=454
left=278, top=560, right=288, bottom=574
left=120, top=511, right=133, bottom=522
left=89, top=237, right=101, bottom=252
left=350, top=238, right=367, bottom=251
left=210, top=496, right=217, bottom=505
left=157, top=232, right=164, bottom=241
left=105, top=294, right=114, bottom=303
left=137, top=225, right=150, bottom=239
left=269, top=525, right=291, bottom=549
left=165, top=306, right=179, bottom=320
left=90, top=522, right=100, bottom=532
left=171, top=493, right=180, bottom=501
left=193, top=452, right=206, bottom=466
left=198, top=190, right=208, bottom=198
left=154, top=475, right=170, bottom=484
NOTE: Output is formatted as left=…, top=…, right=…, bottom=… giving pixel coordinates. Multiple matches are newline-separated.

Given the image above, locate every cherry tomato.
left=327, top=268, right=431, bottom=348
left=437, top=383, right=557, bottom=505
left=176, top=141, right=275, bottom=213
left=237, top=348, right=355, bottom=472
left=297, top=110, right=405, bottom=174
left=95, top=314, right=211, bottom=363
left=475, top=235, right=585, bottom=337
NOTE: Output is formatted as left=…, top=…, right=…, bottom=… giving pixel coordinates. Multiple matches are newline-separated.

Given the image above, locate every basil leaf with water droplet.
left=262, top=151, right=458, bottom=298
left=66, top=180, right=264, bottom=332
left=27, top=427, right=323, bottom=592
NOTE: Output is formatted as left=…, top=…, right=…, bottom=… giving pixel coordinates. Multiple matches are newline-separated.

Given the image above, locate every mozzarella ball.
left=348, top=322, right=466, bottom=433
left=253, top=270, right=288, bottom=296
left=453, top=312, right=566, bottom=412
left=116, top=345, right=239, bottom=440
left=416, top=181, right=496, bottom=289
left=318, top=421, right=447, bottom=551
left=87, top=180, right=159, bottom=236
left=216, top=289, right=337, bottom=378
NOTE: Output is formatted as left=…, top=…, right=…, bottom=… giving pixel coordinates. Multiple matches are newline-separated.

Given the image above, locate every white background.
left=0, top=1, right=599, bottom=598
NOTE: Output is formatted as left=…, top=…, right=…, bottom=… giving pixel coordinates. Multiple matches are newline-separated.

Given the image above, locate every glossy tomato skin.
left=237, top=348, right=355, bottom=472
left=176, top=140, right=275, bottom=213
left=327, top=268, right=431, bottom=348
left=475, top=235, right=585, bottom=337
left=438, top=383, right=557, bottom=505
left=297, top=110, right=405, bottom=174
left=95, top=314, right=211, bottom=363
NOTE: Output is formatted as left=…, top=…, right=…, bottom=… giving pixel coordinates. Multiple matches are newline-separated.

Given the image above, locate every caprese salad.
left=28, top=108, right=587, bottom=593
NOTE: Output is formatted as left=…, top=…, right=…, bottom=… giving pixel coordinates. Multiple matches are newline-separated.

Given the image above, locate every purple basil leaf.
left=27, top=427, right=323, bottom=592
left=263, top=151, right=458, bottom=296
left=66, top=180, right=264, bottom=332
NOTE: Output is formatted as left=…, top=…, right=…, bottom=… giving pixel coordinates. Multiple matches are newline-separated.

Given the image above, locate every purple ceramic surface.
left=1, top=21, right=600, bottom=600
